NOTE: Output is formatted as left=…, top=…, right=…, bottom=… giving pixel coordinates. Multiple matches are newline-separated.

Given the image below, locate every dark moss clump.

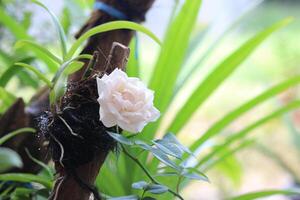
left=38, top=75, right=116, bottom=169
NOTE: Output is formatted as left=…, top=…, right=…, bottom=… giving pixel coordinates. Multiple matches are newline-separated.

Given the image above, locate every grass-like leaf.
left=14, top=63, right=52, bottom=88
left=65, top=21, right=161, bottom=60
left=0, top=128, right=36, bottom=145
left=32, top=0, right=68, bottom=58
left=189, top=75, right=300, bottom=153
left=230, top=189, right=300, bottom=200
left=197, top=100, right=300, bottom=168
left=0, top=7, right=30, bottom=40
left=201, top=140, right=254, bottom=171
left=144, top=0, right=203, bottom=140
left=15, top=40, right=62, bottom=64
left=168, top=17, right=293, bottom=135
left=0, top=173, right=52, bottom=189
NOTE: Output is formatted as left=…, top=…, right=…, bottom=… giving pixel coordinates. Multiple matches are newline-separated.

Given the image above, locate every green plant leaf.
left=152, top=140, right=182, bottom=159
left=181, top=168, right=209, bottom=182
left=15, top=40, right=62, bottom=64
left=0, top=7, right=30, bottom=40
left=0, top=173, right=52, bottom=189
left=25, top=148, right=53, bottom=179
left=168, top=17, right=293, bottom=135
left=146, top=184, right=168, bottom=194
left=197, top=100, right=300, bottom=168
left=108, top=195, right=139, bottom=200
left=132, top=181, right=148, bottom=190
left=202, top=140, right=254, bottom=171
left=126, top=37, right=140, bottom=78
left=230, top=190, right=300, bottom=200
left=150, top=148, right=181, bottom=171
left=62, top=61, right=84, bottom=75
left=144, top=0, right=203, bottom=140
left=0, top=128, right=36, bottom=145
left=66, top=21, right=161, bottom=60
left=189, top=75, right=300, bottom=153
left=107, top=132, right=134, bottom=146
left=32, top=0, right=68, bottom=58
left=0, top=148, right=23, bottom=172
left=14, top=63, right=52, bottom=88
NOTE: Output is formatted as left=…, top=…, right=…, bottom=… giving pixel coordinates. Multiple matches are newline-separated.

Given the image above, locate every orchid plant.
left=1, top=0, right=300, bottom=200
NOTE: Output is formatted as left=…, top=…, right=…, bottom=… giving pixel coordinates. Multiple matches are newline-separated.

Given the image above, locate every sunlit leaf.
left=14, top=63, right=52, bottom=88
left=66, top=21, right=161, bottom=60
left=32, top=0, right=68, bottom=58
left=168, top=18, right=293, bottom=135
left=230, top=190, right=300, bottom=200
left=107, top=132, right=134, bottom=146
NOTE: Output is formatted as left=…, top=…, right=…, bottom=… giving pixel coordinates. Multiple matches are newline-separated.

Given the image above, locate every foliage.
left=0, top=0, right=299, bottom=199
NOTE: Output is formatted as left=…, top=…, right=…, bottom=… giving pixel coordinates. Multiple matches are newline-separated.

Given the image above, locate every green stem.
left=176, top=176, right=183, bottom=194
left=121, top=145, right=184, bottom=200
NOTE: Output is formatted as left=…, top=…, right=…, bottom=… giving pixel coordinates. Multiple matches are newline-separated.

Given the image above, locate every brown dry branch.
left=46, top=42, right=129, bottom=200
left=0, top=0, right=155, bottom=199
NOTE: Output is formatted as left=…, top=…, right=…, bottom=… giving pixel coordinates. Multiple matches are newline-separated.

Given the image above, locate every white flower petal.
left=96, top=68, right=160, bottom=133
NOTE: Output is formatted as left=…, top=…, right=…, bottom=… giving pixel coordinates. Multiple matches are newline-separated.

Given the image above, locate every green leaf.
left=15, top=40, right=62, bottom=64
left=181, top=168, right=209, bottom=182
left=0, top=173, right=52, bottom=189
left=107, top=132, right=134, bottom=146
left=189, top=75, right=300, bottom=153
left=132, top=181, right=148, bottom=190
left=25, top=148, right=53, bottom=179
left=33, top=0, right=68, bottom=58
left=126, top=37, right=140, bottom=78
left=51, top=54, right=92, bottom=84
left=202, top=140, right=254, bottom=171
left=63, top=61, right=84, bottom=75
left=143, top=0, right=202, bottom=140
left=168, top=17, right=293, bottom=135
left=0, top=148, right=23, bottom=172
left=0, top=128, right=36, bottom=145
left=0, top=7, right=30, bottom=40
left=150, top=148, right=181, bottom=171
left=163, top=133, right=193, bottom=155
left=14, top=63, right=52, bottom=88
left=230, top=190, right=300, bottom=200
left=152, top=140, right=182, bottom=159
left=197, top=100, right=300, bottom=168
left=66, top=21, right=161, bottom=60
left=146, top=184, right=168, bottom=194
left=108, top=195, right=139, bottom=200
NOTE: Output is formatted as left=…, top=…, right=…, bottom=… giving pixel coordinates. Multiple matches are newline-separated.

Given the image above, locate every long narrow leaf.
left=14, top=63, right=52, bottom=88
left=0, top=128, right=36, bottom=145
left=33, top=0, right=68, bottom=58
left=0, top=173, right=52, bottom=189
left=0, top=7, right=30, bottom=39
left=189, top=75, right=300, bottom=152
left=196, top=100, right=300, bottom=168
left=15, top=40, right=62, bottom=64
left=148, top=0, right=202, bottom=120
left=168, top=18, right=293, bottom=135
left=202, top=140, right=254, bottom=171
left=230, top=190, right=300, bottom=200
left=66, top=21, right=161, bottom=60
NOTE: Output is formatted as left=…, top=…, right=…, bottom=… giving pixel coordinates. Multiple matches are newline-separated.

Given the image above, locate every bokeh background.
left=1, top=0, right=300, bottom=199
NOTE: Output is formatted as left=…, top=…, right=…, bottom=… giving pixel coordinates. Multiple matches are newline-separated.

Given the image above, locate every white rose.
left=96, top=68, right=160, bottom=133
